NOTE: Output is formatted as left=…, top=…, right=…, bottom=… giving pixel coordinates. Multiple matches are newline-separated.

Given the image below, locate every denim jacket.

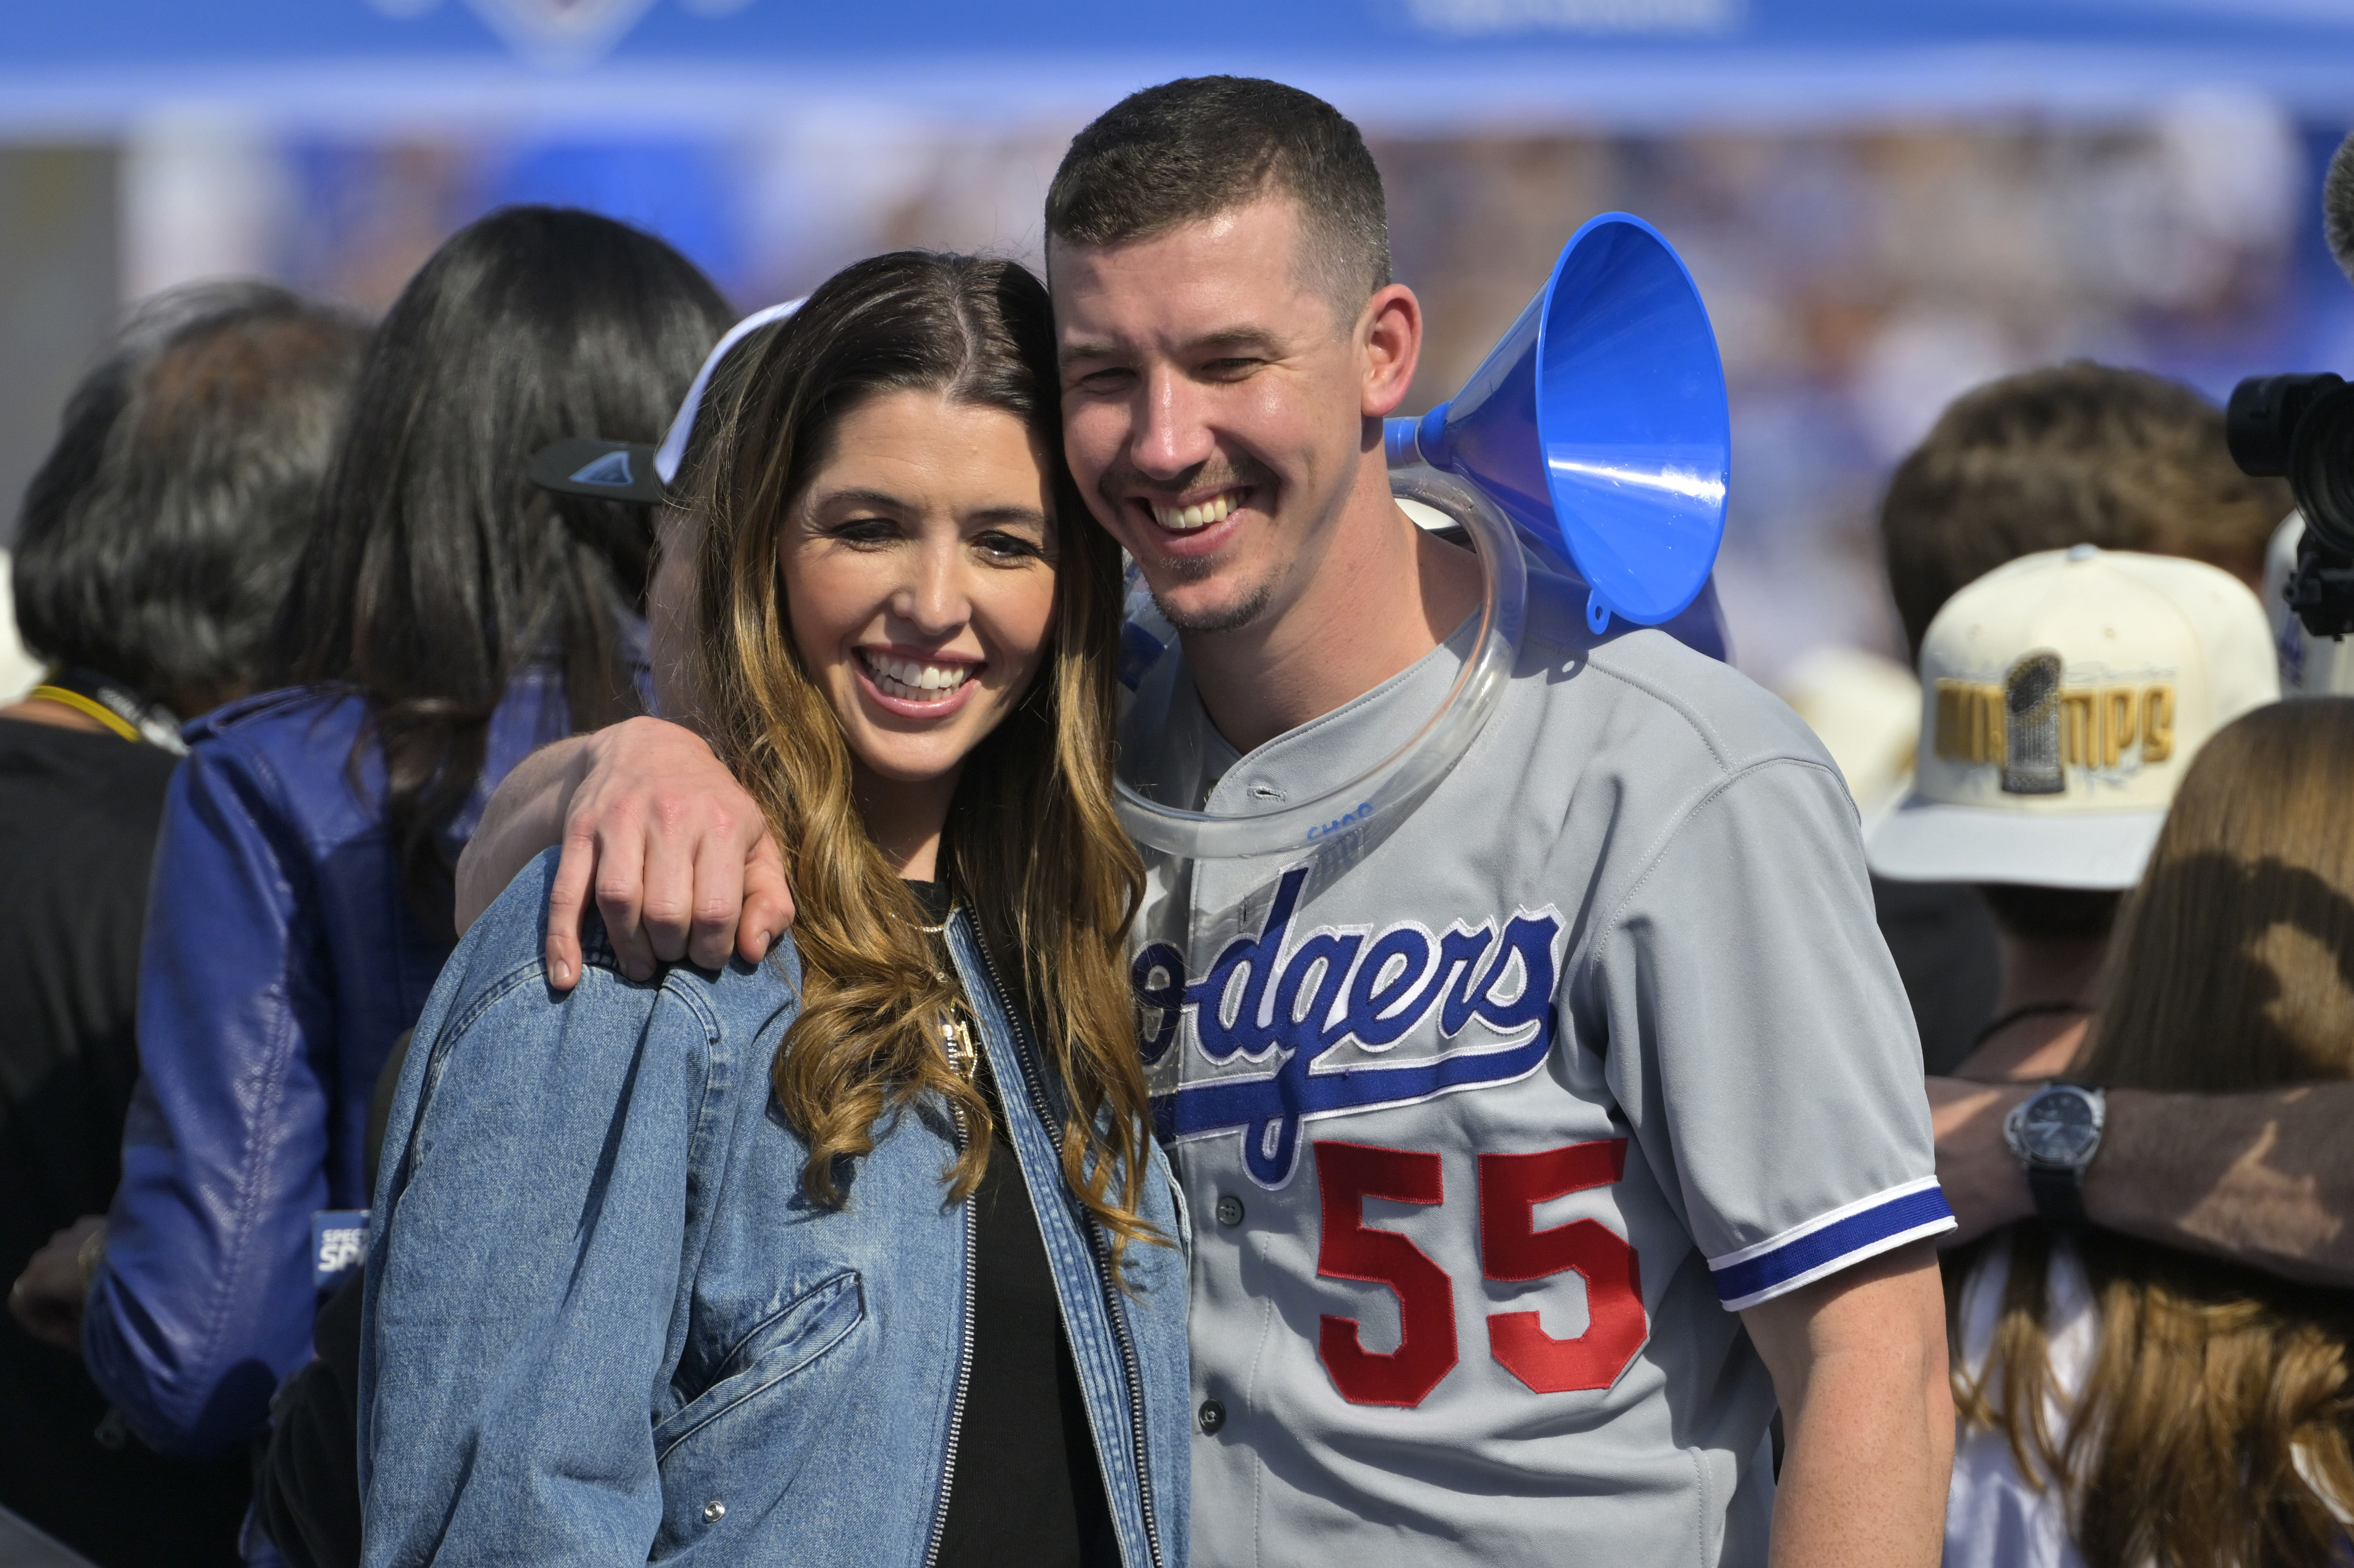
left=358, top=850, right=1192, bottom=1568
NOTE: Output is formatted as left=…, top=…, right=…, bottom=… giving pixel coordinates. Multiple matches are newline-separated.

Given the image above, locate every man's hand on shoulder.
left=1927, top=1076, right=2033, bottom=1247
left=457, top=716, right=791, bottom=990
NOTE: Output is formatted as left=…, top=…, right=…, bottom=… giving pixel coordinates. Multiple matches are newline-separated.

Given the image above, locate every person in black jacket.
left=1, top=281, right=364, bottom=1568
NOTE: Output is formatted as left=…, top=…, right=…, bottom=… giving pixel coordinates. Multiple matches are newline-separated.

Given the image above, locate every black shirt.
left=1870, top=874, right=2002, bottom=1075
left=912, top=880, right=1119, bottom=1568
left=0, top=716, right=250, bottom=1566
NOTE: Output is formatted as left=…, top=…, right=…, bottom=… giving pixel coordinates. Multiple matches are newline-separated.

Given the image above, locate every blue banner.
left=5, top=0, right=2354, bottom=129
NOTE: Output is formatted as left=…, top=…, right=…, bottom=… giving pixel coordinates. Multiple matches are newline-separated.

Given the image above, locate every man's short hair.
left=1044, top=75, right=1391, bottom=317
left=12, top=281, right=364, bottom=710
left=1879, top=361, right=2290, bottom=661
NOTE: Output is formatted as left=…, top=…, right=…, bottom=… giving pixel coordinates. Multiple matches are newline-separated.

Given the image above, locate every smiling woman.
left=361, top=253, right=1190, bottom=1568
left=683, top=258, right=1147, bottom=1227
left=780, top=390, right=1058, bottom=865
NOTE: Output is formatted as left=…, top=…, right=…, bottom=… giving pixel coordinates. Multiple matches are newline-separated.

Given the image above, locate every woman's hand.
left=9, top=1215, right=107, bottom=1351
left=460, top=717, right=793, bottom=989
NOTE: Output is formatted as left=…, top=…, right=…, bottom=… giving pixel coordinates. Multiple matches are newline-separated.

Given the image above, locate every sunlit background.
left=6, top=0, right=2354, bottom=705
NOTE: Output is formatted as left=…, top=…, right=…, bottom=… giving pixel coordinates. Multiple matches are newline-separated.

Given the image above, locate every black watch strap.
left=2027, top=1162, right=2087, bottom=1226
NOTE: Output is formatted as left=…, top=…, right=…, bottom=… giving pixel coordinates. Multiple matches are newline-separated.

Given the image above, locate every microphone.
left=2326, top=131, right=2354, bottom=283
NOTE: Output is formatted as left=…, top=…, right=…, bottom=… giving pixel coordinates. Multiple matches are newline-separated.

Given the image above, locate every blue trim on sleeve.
left=1710, top=1185, right=1956, bottom=1307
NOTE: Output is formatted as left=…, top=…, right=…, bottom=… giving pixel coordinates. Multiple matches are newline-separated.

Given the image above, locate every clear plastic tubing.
left=1113, top=465, right=1528, bottom=861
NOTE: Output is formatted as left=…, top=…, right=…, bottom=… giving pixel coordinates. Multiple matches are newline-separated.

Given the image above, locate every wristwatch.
left=2003, top=1081, right=2106, bottom=1226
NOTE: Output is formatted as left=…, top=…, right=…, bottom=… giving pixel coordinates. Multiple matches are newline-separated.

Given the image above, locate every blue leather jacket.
left=84, top=665, right=604, bottom=1460
left=358, top=851, right=1192, bottom=1568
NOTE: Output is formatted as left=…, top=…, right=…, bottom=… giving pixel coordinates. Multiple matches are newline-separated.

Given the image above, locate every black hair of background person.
left=248, top=313, right=784, bottom=1568
left=272, top=205, right=733, bottom=936
left=14, top=282, right=366, bottom=716
left=1, top=283, right=365, bottom=1568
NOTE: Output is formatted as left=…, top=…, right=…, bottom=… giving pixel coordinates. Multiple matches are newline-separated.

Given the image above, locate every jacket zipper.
left=919, top=1102, right=979, bottom=1568
left=963, top=918, right=1166, bottom=1568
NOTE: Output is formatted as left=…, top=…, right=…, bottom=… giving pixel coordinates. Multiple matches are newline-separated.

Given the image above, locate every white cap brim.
left=1865, top=796, right=2164, bottom=890
left=652, top=298, right=806, bottom=487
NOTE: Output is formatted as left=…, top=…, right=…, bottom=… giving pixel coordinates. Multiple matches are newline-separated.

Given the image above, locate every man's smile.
left=1149, top=486, right=1248, bottom=533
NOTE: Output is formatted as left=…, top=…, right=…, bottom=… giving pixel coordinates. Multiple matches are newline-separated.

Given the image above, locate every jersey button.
left=1198, top=1398, right=1227, bottom=1435
left=1214, top=1194, right=1245, bottom=1227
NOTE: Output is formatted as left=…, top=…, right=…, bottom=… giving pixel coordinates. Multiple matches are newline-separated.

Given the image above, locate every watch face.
left=2019, top=1091, right=2100, bottom=1167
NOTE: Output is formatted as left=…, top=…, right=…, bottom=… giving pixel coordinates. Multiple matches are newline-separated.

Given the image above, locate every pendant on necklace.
left=939, top=1010, right=979, bottom=1080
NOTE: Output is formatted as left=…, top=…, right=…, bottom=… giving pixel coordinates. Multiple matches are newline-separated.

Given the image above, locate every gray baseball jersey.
left=1119, top=566, right=1953, bottom=1567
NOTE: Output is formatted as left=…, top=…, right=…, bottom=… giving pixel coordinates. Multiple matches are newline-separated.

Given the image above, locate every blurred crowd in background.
left=7, top=31, right=2354, bottom=1568
left=5, top=94, right=2347, bottom=702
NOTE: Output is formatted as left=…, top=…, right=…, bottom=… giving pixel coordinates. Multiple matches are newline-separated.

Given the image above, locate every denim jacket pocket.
left=653, top=1270, right=865, bottom=1463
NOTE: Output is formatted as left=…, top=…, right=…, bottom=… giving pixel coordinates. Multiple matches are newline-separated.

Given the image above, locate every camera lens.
left=2290, top=381, right=2354, bottom=559
left=2227, top=375, right=2315, bottom=477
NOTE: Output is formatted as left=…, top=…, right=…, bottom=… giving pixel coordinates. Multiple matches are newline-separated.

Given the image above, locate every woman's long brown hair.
left=682, top=252, right=1158, bottom=1257
left=1954, top=699, right=2354, bottom=1567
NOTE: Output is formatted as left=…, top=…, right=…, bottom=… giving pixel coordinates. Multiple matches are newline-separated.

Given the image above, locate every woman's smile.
left=853, top=644, right=984, bottom=717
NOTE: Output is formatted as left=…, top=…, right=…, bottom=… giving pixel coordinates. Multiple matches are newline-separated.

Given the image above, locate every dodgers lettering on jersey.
left=1124, top=567, right=1952, bottom=1568
left=1136, top=864, right=1564, bottom=1189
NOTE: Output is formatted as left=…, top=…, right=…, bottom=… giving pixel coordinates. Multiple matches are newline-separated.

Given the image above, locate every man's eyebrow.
left=1188, top=327, right=1285, bottom=356
left=1059, top=326, right=1287, bottom=369
left=1059, top=337, right=1121, bottom=369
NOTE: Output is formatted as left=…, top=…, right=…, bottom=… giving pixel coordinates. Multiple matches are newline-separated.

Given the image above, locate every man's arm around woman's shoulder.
left=456, top=720, right=793, bottom=989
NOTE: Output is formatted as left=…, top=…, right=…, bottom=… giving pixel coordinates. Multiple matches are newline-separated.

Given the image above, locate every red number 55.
left=1313, top=1139, right=1646, bottom=1408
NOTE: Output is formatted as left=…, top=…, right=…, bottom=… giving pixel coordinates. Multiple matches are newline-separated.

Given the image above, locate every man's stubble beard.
left=1096, top=450, right=1283, bottom=637
left=1153, top=576, right=1275, bottom=636
left=1145, top=538, right=1276, bottom=634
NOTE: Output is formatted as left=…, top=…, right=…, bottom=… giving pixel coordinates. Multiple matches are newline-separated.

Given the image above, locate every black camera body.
left=2228, top=373, right=2354, bottom=637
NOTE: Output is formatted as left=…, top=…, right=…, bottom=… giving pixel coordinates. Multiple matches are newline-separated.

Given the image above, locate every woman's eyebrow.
left=815, top=488, right=1046, bottom=529
left=968, top=505, right=1050, bottom=528
left=817, top=486, right=912, bottom=514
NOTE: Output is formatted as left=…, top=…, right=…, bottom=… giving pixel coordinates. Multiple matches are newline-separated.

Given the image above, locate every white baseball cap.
left=1866, top=544, right=2279, bottom=889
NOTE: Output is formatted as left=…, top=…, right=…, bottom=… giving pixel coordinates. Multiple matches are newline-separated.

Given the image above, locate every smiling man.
left=1041, top=78, right=1952, bottom=1568
left=459, top=77, right=1956, bottom=1568
left=1049, top=104, right=1481, bottom=763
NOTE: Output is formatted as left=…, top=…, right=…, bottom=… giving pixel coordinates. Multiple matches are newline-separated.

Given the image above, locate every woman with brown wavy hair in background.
left=1946, top=698, right=2354, bottom=1568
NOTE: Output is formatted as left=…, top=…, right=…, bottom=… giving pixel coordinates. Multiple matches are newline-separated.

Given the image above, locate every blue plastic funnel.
left=1387, top=212, right=1729, bottom=634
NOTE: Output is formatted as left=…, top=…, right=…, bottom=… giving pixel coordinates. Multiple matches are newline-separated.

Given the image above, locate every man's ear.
left=1360, top=284, right=1421, bottom=419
